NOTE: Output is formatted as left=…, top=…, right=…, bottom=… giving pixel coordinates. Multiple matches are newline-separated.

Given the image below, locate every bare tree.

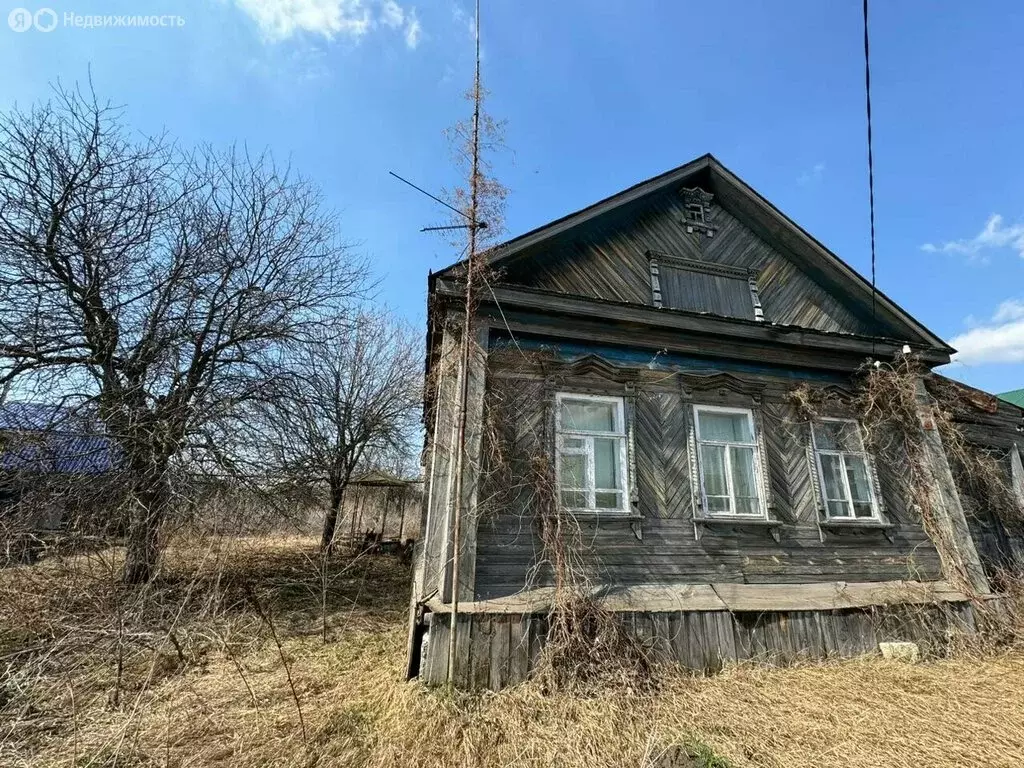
left=265, top=311, right=421, bottom=552
left=0, top=86, right=367, bottom=582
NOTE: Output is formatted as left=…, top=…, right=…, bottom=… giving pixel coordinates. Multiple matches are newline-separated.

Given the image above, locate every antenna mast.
left=447, top=0, right=483, bottom=680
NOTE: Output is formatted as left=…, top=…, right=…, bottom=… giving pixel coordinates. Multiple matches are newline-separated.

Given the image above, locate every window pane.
left=853, top=502, right=874, bottom=518
left=700, top=444, right=728, bottom=497
left=594, top=437, right=621, bottom=490
left=819, top=454, right=846, bottom=502
left=735, top=497, right=760, bottom=515
left=560, top=399, right=616, bottom=432
left=827, top=499, right=852, bottom=518
left=706, top=496, right=730, bottom=513
left=559, top=452, right=585, bottom=490
left=561, top=490, right=586, bottom=508
left=813, top=421, right=861, bottom=452
left=845, top=456, right=873, bottom=504
left=730, top=446, right=758, bottom=502
left=698, top=410, right=752, bottom=443
left=562, top=437, right=584, bottom=450
left=595, top=491, right=621, bottom=510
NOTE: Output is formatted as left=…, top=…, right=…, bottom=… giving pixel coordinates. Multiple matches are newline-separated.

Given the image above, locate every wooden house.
left=406, top=154, right=1024, bottom=689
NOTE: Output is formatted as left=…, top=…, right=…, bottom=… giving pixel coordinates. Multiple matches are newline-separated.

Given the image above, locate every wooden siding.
left=499, top=190, right=889, bottom=337
left=420, top=601, right=977, bottom=690
left=473, top=359, right=944, bottom=601
left=658, top=264, right=755, bottom=319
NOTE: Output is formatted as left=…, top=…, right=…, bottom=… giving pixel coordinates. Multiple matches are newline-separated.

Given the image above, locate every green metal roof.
left=998, top=388, right=1024, bottom=408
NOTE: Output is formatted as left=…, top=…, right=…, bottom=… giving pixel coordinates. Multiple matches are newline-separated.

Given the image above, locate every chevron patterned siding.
left=472, top=365, right=945, bottom=601
left=501, top=191, right=884, bottom=337
left=635, top=391, right=692, bottom=520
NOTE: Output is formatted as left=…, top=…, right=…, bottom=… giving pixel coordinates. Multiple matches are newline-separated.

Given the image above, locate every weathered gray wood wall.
left=498, top=188, right=890, bottom=338
left=473, top=352, right=944, bottom=601
left=419, top=601, right=976, bottom=690
left=932, top=384, right=1024, bottom=577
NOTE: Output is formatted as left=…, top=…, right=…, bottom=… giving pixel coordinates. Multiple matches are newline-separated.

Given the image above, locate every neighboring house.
left=407, top=154, right=1024, bottom=689
left=999, top=388, right=1024, bottom=409
left=0, top=402, right=118, bottom=533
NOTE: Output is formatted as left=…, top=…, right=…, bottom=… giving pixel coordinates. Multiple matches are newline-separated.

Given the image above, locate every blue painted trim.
left=489, top=331, right=847, bottom=383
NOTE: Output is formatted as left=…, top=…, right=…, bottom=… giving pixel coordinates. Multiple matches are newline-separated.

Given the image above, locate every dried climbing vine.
left=479, top=352, right=654, bottom=693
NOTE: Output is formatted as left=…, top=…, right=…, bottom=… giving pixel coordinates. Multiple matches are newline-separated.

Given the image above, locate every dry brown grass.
left=3, top=537, right=1024, bottom=768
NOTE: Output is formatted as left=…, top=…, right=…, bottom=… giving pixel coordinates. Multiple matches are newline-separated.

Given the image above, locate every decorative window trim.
left=680, top=187, right=716, bottom=237
left=554, top=392, right=632, bottom=517
left=810, top=418, right=883, bottom=524
left=691, top=404, right=768, bottom=520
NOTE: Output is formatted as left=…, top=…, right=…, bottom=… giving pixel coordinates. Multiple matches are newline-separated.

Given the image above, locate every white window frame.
left=554, top=392, right=629, bottom=514
left=810, top=417, right=881, bottom=521
left=693, top=404, right=766, bottom=519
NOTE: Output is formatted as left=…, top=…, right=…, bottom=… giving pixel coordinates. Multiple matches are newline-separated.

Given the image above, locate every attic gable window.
left=684, top=202, right=706, bottom=225
left=647, top=251, right=764, bottom=322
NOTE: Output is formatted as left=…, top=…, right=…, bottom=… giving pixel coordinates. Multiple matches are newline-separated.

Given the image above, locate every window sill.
left=818, top=518, right=896, bottom=542
left=561, top=509, right=642, bottom=522
left=693, top=516, right=782, bottom=542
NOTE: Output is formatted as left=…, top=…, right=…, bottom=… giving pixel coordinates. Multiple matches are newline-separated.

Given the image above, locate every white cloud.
left=950, top=298, right=1024, bottom=364
left=232, top=0, right=421, bottom=47
left=921, top=213, right=1024, bottom=263
left=992, top=298, right=1024, bottom=324
left=233, top=0, right=371, bottom=41
left=451, top=3, right=476, bottom=40
left=404, top=11, right=421, bottom=48
left=797, top=162, right=825, bottom=186
left=380, top=0, right=404, bottom=27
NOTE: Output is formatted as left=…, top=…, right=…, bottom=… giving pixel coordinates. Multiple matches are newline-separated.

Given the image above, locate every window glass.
left=812, top=421, right=861, bottom=453
left=812, top=419, right=878, bottom=520
left=593, top=437, right=620, bottom=490
left=700, top=444, right=728, bottom=498
left=694, top=406, right=763, bottom=517
left=819, top=454, right=845, bottom=502
left=559, top=452, right=585, bottom=489
left=698, top=410, right=753, bottom=443
left=731, top=446, right=758, bottom=502
left=556, top=394, right=627, bottom=513
left=560, top=400, right=616, bottom=432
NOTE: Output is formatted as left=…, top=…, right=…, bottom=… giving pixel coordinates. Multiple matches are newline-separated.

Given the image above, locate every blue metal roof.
left=0, top=403, right=118, bottom=475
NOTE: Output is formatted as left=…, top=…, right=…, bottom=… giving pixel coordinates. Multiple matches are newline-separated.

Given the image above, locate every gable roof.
left=436, top=153, right=952, bottom=354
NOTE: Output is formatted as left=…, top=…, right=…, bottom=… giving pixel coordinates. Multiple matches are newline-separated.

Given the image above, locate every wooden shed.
left=407, top=154, right=1024, bottom=688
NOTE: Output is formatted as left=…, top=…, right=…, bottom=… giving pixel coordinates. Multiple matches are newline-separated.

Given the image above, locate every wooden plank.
left=423, top=618, right=449, bottom=686
left=712, top=611, right=738, bottom=667
left=650, top=613, right=673, bottom=664
left=489, top=615, right=511, bottom=691
left=454, top=325, right=490, bottom=602
left=528, top=613, right=548, bottom=674
left=468, top=615, right=491, bottom=691
left=507, top=614, right=530, bottom=686
left=668, top=612, right=686, bottom=667
left=452, top=615, right=472, bottom=689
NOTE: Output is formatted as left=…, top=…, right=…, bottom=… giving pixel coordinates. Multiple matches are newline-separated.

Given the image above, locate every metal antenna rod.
left=389, top=170, right=472, bottom=222
left=447, top=0, right=483, bottom=684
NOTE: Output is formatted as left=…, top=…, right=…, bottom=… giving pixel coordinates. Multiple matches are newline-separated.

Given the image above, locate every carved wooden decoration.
left=680, top=186, right=716, bottom=237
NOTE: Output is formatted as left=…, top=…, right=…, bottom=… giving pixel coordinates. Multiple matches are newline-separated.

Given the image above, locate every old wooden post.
left=915, top=378, right=990, bottom=595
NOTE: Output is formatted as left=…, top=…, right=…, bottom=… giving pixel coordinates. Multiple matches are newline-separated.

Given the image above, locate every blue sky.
left=3, top=0, right=1024, bottom=394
